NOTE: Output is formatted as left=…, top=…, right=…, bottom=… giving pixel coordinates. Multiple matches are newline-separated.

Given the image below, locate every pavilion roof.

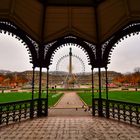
left=0, top=0, right=140, bottom=45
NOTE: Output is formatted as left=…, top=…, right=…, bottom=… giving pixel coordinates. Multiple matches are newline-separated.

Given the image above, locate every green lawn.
left=0, top=92, right=63, bottom=107
left=49, top=88, right=92, bottom=92
left=78, top=91, right=140, bottom=106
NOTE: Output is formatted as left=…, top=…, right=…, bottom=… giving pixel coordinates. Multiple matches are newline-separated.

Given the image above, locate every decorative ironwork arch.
left=102, top=21, right=140, bottom=66
left=0, top=20, right=39, bottom=67
left=44, top=35, right=96, bottom=68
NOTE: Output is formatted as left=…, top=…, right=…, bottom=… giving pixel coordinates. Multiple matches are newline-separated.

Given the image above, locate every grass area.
left=78, top=91, right=140, bottom=106
left=48, top=93, right=63, bottom=107
left=0, top=92, right=63, bottom=107
left=21, top=88, right=92, bottom=92
left=48, top=88, right=106, bottom=91
left=48, top=88, right=92, bottom=92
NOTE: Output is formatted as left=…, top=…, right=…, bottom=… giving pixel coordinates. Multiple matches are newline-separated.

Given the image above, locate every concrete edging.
left=76, top=92, right=88, bottom=107
left=52, top=93, right=64, bottom=107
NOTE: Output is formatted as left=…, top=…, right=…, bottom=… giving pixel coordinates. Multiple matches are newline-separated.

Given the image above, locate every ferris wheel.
left=56, top=54, right=85, bottom=74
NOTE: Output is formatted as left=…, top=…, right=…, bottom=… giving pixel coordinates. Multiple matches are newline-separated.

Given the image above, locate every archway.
left=37, top=35, right=97, bottom=116
left=101, top=22, right=140, bottom=102
left=44, top=36, right=96, bottom=68
left=99, top=22, right=140, bottom=122
left=0, top=21, right=38, bottom=92
left=102, top=22, right=140, bottom=101
left=0, top=21, right=40, bottom=123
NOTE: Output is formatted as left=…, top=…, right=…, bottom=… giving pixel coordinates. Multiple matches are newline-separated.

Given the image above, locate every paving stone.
left=0, top=116, right=140, bottom=140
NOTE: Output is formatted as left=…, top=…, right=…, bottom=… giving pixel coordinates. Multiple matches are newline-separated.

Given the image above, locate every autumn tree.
left=113, top=67, right=140, bottom=87
left=133, top=67, right=140, bottom=86
left=113, top=74, right=125, bottom=86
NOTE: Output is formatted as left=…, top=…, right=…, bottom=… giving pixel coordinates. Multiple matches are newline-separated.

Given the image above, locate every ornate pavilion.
left=0, top=0, right=140, bottom=125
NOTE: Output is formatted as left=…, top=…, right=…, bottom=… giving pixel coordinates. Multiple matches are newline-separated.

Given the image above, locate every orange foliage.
left=0, top=73, right=28, bottom=87
left=113, top=72, right=140, bottom=86
left=0, top=75, right=5, bottom=83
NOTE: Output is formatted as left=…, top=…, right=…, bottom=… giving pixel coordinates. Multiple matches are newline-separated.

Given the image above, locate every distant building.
left=0, top=70, right=121, bottom=89
left=23, top=70, right=121, bottom=88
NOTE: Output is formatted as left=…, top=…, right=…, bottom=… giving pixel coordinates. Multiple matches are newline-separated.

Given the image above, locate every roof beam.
left=46, top=0, right=105, bottom=6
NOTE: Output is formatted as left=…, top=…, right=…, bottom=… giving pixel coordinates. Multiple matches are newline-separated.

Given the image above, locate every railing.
left=0, top=98, right=48, bottom=126
left=1, top=98, right=139, bottom=126
left=93, top=99, right=140, bottom=125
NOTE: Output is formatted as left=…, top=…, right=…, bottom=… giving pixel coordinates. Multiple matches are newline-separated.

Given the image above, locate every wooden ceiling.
left=0, top=0, right=140, bottom=45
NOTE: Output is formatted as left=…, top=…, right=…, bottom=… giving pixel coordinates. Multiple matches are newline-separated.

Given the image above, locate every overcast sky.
left=0, top=33, right=32, bottom=72
left=108, top=34, right=140, bottom=73
left=0, top=33, right=140, bottom=73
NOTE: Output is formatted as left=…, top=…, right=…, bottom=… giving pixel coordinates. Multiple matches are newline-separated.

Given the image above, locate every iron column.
left=91, top=67, right=95, bottom=116
left=69, top=47, right=72, bottom=75
left=105, top=66, right=109, bottom=118
left=30, top=66, right=35, bottom=118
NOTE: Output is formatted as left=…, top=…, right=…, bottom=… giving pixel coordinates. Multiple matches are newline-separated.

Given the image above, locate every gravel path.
left=49, top=91, right=90, bottom=116
left=54, top=91, right=84, bottom=108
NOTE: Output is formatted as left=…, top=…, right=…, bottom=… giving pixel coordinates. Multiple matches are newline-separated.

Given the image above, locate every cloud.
left=108, top=34, right=140, bottom=73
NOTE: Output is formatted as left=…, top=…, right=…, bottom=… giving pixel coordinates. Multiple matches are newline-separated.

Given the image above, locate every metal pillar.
left=32, top=66, right=35, bottom=100
left=39, top=67, right=42, bottom=99
left=30, top=66, right=35, bottom=118
left=98, top=67, right=103, bottom=116
left=105, top=66, right=109, bottom=118
left=91, top=67, right=95, bottom=116
left=105, top=67, right=108, bottom=100
left=37, top=67, right=42, bottom=117
left=93, top=0, right=103, bottom=117
left=69, top=47, right=72, bottom=74
left=45, top=67, right=49, bottom=116
left=37, top=0, right=47, bottom=117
